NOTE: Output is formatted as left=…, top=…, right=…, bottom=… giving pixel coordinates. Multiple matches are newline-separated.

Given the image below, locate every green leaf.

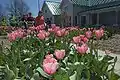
left=82, top=69, right=90, bottom=80
left=54, top=74, right=62, bottom=80
left=54, top=72, right=70, bottom=80
left=23, top=58, right=31, bottom=62
left=103, top=55, right=114, bottom=61
left=4, top=65, right=15, bottom=80
left=36, top=67, right=51, bottom=78
left=30, top=73, right=40, bottom=80
left=76, top=64, right=84, bottom=80
left=114, top=57, right=117, bottom=63
left=67, top=64, right=77, bottom=76
left=54, top=68, right=70, bottom=80
left=109, top=72, right=120, bottom=80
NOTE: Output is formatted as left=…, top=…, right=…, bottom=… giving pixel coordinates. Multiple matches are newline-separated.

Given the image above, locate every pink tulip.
left=73, top=36, right=81, bottom=44
left=45, top=54, right=54, bottom=59
left=56, top=30, right=62, bottom=37
left=51, top=24, right=56, bottom=27
left=35, top=24, right=45, bottom=32
left=43, top=62, right=59, bottom=75
left=29, top=26, right=36, bottom=31
left=43, top=57, right=57, bottom=65
left=43, top=54, right=57, bottom=65
left=8, top=29, right=25, bottom=42
left=55, top=29, right=66, bottom=37
left=100, top=28, right=104, bottom=36
left=64, top=30, right=69, bottom=36
left=48, top=26, right=60, bottom=34
left=8, top=33, right=16, bottom=41
left=80, top=35, right=88, bottom=43
left=82, top=37, right=88, bottom=43
left=76, top=44, right=88, bottom=54
left=48, top=28, right=53, bottom=33
left=37, top=30, right=49, bottom=40
left=37, top=32, right=46, bottom=40
left=43, top=54, right=59, bottom=75
left=54, top=50, right=65, bottom=59
left=95, top=29, right=104, bottom=39
left=85, top=31, right=92, bottom=39
left=105, top=50, right=111, bottom=54
left=52, top=26, right=60, bottom=32
left=69, top=27, right=78, bottom=31
left=79, top=35, right=85, bottom=39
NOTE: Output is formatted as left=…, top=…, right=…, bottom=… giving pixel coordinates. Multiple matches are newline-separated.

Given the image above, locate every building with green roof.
left=41, top=0, right=61, bottom=26
left=60, top=0, right=120, bottom=26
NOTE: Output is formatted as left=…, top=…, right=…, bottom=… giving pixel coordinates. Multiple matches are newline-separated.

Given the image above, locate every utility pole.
left=38, top=0, right=40, bottom=12
left=21, top=0, right=23, bottom=16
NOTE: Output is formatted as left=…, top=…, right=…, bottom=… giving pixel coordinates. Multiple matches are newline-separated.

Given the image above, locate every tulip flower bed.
left=0, top=25, right=120, bottom=80
left=0, top=26, right=19, bottom=36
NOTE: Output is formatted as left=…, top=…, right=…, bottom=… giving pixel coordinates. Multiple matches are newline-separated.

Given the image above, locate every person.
left=21, top=14, right=28, bottom=29
left=27, top=12, right=35, bottom=26
left=46, top=18, right=51, bottom=28
left=27, top=12, right=34, bottom=21
left=35, top=11, right=45, bottom=26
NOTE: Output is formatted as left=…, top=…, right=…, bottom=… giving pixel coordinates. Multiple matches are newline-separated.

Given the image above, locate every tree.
left=9, top=14, right=18, bottom=27
left=6, top=0, right=29, bottom=27
left=0, top=4, right=3, bottom=19
left=7, top=0, right=29, bottom=17
left=0, top=5, right=8, bottom=26
left=0, top=16, right=7, bottom=26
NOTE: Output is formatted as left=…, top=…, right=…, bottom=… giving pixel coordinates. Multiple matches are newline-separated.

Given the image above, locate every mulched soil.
left=0, top=34, right=120, bottom=54
left=0, top=37, right=10, bottom=48
left=98, top=34, right=120, bottom=54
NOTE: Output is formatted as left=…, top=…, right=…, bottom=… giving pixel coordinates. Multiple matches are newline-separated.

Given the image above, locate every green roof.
left=90, top=0, right=119, bottom=6
left=46, top=1, right=61, bottom=15
left=70, top=0, right=89, bottom=6
left=70, top=0, right=119, bottom=6
left=79, top=0, right=120, bottom=13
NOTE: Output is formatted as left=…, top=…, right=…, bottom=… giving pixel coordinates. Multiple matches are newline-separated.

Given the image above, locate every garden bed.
left=98, top=34, right=120, bottom=54
left=0, top=26, right=120, bottom=80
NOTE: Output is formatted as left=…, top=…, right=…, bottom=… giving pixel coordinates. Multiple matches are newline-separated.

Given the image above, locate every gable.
left=60, top=0, right=70, bottom=8
left=45, top=1, right=61, bottom=15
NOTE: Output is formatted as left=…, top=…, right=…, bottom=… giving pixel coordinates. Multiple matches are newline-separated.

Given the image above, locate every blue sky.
left=0, top=0, right=45, bottom=17
left=0, top=0, right=61, bottom=17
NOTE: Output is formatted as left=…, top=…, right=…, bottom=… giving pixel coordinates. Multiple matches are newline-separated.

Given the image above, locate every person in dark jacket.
left=21, top=14, right=28, bottom=29
left=27, top=12, right=35, bottom=26
left=27, top=12, right=34, bottom=21
left=46, top=18, right=51, bottom=28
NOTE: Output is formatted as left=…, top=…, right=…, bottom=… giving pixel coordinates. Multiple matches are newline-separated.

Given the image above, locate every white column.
left=115, top=10, right=118, bottom=26
left=97, top=13, right=99, bottom=25
left=78, top=15, right=81, bottom=26
left=89, top=13, right=92, bottom=25
left=86, top=13, right=90, bottom=25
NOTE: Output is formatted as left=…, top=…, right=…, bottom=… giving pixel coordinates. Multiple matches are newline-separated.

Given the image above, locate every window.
left=69, top=16, right=71, bottom=26
left=69, top=16, right=71, bottom=21
left=75, top=16, right=77, bottom=25
left=45, top=10, right=47, bottom=13
left=81, top=16, right=86, bottom=26
left=50, top=17, right=52, bottom=20
left=64, top=6, right=68, bottom=11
